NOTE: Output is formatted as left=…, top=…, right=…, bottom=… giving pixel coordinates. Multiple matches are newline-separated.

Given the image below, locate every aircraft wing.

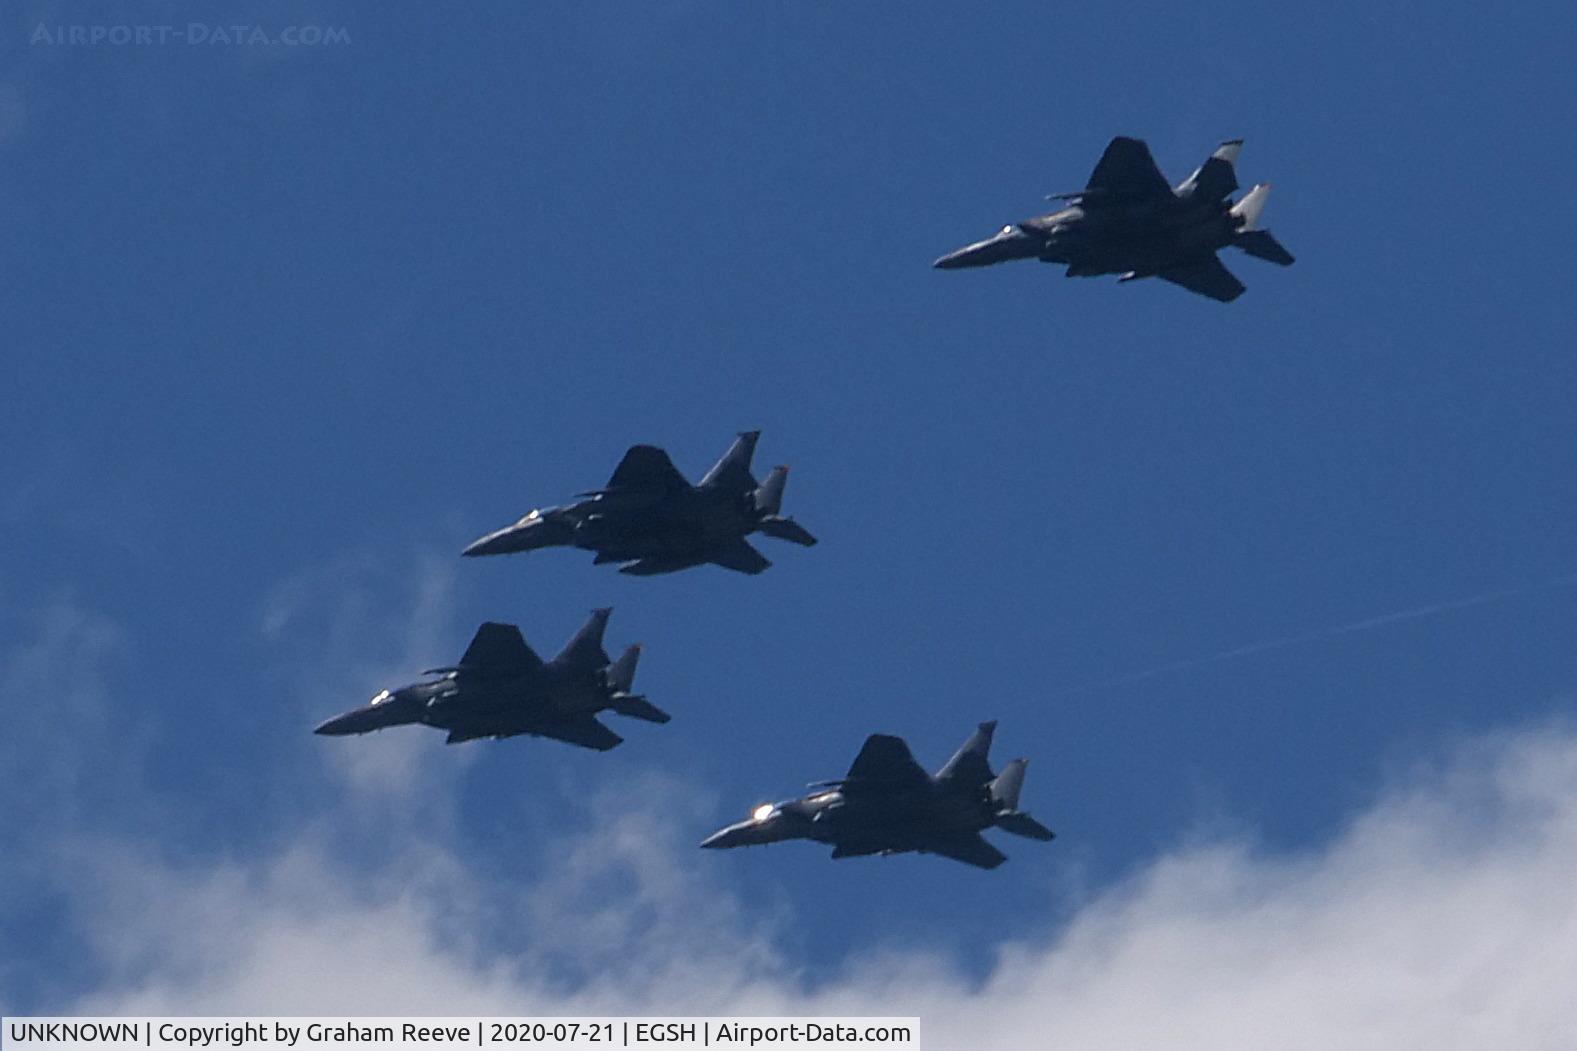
left=535, top=716, right=624, bottom=752
left=925, top=832, right=1007, bottom=870
left=1156, top=255, right=1246, bottom=302
left=707, top=538, right=771, bottom=575
left=829, top=840, right=887, bottom=860
left=619, top=554, right=707, bottom=576
left=843, top=734, right=931, bottom=793
left=459, top=622, right=543, bottom=676
left=1085, top=136, right=1172, bottom=200
left=605, top=445, right=691, bottom=493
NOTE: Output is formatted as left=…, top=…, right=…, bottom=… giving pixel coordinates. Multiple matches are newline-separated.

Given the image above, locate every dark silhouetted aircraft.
left=700, top=721, right=1053, bottom=869
left=462, top=431, right=816, bottom=575
left=313, top=610, right=668, bottom=749
left=935, top=136, right=1293, bottom=301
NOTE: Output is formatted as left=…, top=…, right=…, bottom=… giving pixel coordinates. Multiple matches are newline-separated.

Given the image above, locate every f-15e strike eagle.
left=935, top=136, right=1294, bottom=302
left=462, top=431, right=816, bottom=575
left=701, top=721, right=1053, bottom=869
left=313, top=610, right=668, bottom=749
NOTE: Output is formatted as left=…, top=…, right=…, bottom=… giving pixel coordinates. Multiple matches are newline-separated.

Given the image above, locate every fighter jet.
left=312, top=609, right=669, bottom=749
left=700, top=721, right=1053, bottom=869
left=462, top=431, right=816, bottom=576
left=935, top=136, right=1294, bottom=302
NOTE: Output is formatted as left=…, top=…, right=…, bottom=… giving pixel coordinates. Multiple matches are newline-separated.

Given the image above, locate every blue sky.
left=5, top=1, right=1577, bottom=1038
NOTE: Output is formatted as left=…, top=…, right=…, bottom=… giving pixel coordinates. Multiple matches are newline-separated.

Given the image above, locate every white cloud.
left=10, top=550, right=1577, bottom=1045
left=26, top=723, right=1577, bottom=1049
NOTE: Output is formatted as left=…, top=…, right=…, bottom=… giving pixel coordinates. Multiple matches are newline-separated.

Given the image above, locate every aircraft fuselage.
left=1025, top=200, right=1241, bottom=277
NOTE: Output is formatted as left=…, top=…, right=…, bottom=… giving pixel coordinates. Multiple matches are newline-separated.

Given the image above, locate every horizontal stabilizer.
left=995, top=811, right=1055, bottom=841
left=1235, top=229, right=1295, bottom=266
left=757, top=516, right=817, bottom=546
left=609, top=693, right=671, bottom=724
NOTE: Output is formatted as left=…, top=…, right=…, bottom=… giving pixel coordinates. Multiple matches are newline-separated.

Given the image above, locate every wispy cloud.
left=23, top=718, right=1577, bottom=1048
left=257, top=544, right=471, bottom=805
left=1060, top=572, right=1577, bottom=696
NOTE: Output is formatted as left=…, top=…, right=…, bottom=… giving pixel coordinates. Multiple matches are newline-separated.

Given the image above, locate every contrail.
left=1057, top=572, right=1577, bottom=697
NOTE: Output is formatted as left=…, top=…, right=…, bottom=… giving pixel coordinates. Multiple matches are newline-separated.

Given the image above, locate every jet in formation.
left=462, top=430, right=816, bottom=575
left=935, top=136, right=1294, bottom=302
left=701, top=721, right=1053, bottom=869
left=313, top=609, right=668, bottom=749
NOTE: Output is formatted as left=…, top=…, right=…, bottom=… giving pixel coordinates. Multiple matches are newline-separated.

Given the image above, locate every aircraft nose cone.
left=462, top=528, right=513, bottom=557
left=700, top=826, right=742, bottom=850
left=934, top=227, right=1040, bottom=269
left=313, top=714, right=351, bottom=735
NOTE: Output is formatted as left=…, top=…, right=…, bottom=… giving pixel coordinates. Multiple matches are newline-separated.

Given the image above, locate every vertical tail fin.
left=606, top=644, right=641, bottom=694
left=698, top=430, right=761, bottom=492
left=1174, top=139, right=1242, bottom=203
left=935, top=720, right=997, bottom=785
left=754, top=465, right=788, bottom=515
left=1230, top=183, right=1272, bottom=231
left=554, top=608, right=613, bottom=669
left=989, top=758, right=1026, bottom=810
